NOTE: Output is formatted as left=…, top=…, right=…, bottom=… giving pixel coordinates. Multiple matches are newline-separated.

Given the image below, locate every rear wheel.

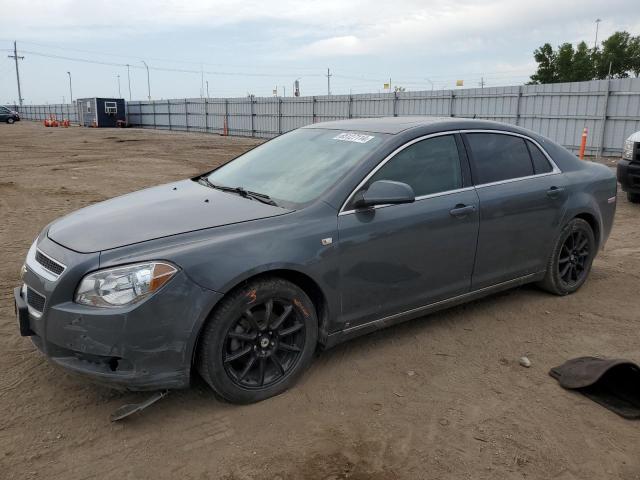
left=628, top=192, right=640, bottom=204
left=538, top=218, right=596, bottom=296
left=7, top=117, right=15, bottom=124
left=197, top=277, right=317, bottom=404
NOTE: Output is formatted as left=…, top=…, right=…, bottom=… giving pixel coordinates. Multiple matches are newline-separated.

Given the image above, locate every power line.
left=19, top=49, right=323, bottom=79
left=15, top=39, right=324, bottom=72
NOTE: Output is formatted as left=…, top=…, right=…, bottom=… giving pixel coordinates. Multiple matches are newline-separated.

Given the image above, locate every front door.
left=337, top=133, right=480, bottom=329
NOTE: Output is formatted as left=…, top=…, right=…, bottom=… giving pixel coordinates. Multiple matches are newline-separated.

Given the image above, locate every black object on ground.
left=550, top=357, right=640, bottom=419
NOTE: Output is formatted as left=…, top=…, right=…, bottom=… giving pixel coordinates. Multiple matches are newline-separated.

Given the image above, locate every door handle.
left=546, top=186, right=565, bottom=199
left=449, top=204, right=476, bottom=217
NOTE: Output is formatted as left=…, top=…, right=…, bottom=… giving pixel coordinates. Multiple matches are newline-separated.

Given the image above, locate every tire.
left=628, top=192, right=640, bottom=204
left=7, top=118, right=15, bottom=124
left=197, top=277, right=318, bottom=404
left=538, top=218, right=596, bottom=296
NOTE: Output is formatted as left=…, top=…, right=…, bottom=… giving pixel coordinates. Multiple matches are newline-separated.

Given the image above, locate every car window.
left=466, top=133, right=534, bottom=184
left=367, top=135, right=462, bottom=197
left=0, top=107, right=9, bottom=114
left=526, top=140, right=553, bottom=174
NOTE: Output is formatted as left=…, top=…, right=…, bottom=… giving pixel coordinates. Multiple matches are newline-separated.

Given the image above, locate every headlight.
left=623, top=140, right=634, bottom=160
left=75, top=262, right=178, bottom=307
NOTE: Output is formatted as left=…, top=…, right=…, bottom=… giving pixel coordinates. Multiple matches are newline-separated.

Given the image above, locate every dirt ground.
left=1, top=121, right=639, bottom=480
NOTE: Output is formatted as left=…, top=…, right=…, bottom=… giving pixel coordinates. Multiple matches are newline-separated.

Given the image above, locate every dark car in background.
left=14, top=117, right=617, bottom=403
left=618, top=131, right=640, bottom=203
left=0, top=106, right=20, bottom=124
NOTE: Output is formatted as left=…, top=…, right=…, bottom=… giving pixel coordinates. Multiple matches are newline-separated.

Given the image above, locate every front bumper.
left=16, top=236, right=223, bottom=391
left=617, top=159, right=640, bottom=194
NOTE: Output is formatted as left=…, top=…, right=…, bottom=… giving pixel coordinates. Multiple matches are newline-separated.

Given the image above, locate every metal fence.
left=14, top=103, right=78, bottom=123
left=13, top=78, right=640, bottom=156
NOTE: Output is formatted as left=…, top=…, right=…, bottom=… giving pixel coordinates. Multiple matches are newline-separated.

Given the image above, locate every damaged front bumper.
left=15, top=235, right=223, bottom=391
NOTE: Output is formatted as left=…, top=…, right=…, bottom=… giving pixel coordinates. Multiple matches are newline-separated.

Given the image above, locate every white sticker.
left=333, top=132, right=375, bottom=144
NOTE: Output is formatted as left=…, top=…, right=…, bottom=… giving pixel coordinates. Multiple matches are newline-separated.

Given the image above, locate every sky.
left=1, top=0, right=639, bottom=105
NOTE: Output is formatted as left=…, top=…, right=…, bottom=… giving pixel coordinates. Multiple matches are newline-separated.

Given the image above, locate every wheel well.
left=574, top=212, right=600, bottom=247
left=258, top=269, right=330, bottom=345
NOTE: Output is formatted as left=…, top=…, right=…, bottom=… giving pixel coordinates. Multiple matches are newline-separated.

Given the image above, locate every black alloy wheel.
left=197, top=277, right=318, bottom=403
left=223, top=298, right=305, bottom=389
left=538, top=218, right=595, bottom=296
left=557, top=229, right=590, bottom=286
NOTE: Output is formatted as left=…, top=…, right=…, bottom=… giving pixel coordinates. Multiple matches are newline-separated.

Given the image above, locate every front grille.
left=35, top=250, right=65, bottom=275
left=26, top=287, right=46, bottom=312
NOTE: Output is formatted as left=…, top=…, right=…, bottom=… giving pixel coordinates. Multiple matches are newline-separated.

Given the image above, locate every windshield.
left=206, top=128, right=385, bottom=207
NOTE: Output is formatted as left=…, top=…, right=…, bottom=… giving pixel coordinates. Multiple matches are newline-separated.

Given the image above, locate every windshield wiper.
left=198, top=177, right=278, bottom=206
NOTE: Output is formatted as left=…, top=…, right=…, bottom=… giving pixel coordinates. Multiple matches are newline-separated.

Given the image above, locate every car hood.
left=47, top=179, right=291, bottom=253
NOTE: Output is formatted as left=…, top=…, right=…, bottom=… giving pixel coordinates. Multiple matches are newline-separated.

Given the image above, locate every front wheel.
left=538, top=218, right=596, bottom=296
left=7, top=117, right=15, bottom=124
left=197, top=277, right=318, bottom=404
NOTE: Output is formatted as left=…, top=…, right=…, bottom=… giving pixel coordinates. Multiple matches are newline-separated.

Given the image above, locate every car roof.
left=302, top=116, right=525, bottom=135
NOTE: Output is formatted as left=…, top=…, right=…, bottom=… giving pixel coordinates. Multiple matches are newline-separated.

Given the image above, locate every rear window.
left=526, top=140, right=553, bottom=174
left=466, top=133, right=534, bottom=184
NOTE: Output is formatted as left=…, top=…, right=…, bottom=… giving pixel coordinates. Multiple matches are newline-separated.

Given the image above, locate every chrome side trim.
left=338, top=128, right=563, bottom=215
left=340, top=272, right=540, bottom=336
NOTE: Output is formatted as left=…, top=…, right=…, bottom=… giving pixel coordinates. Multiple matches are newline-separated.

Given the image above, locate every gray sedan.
left=14, top=117, right=617, bottom=403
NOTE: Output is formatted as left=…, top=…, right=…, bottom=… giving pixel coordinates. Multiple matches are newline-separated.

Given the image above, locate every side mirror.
left=353, top=180, right=415, bottom=208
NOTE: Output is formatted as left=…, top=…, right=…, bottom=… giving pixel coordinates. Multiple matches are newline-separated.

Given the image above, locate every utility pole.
left=8, top=41, right=24, bottom=106
left=141, top=60, right=151, bottom=100
left=200, top=65, right=204, bottom=98
left=66, top=71, right=73, bottom=102
left=326, top=68, right=332, bottom=95
left=479, top=77, right=486, bottom=89
left=594, top=19, right=602, bottom=50
left=117, top=74, right=121, bottom=98
left=206, top=80, right=210, bottom=98
left=126, top=64, right=132, bottom=101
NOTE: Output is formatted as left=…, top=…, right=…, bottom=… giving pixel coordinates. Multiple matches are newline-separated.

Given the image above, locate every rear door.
left=463, top=131, right=567, bottom=290
left=337, top=133, right=480, bottom=328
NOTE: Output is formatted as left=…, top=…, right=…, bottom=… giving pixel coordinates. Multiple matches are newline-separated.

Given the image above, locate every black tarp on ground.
left=550, top=357, right=640, bottom=419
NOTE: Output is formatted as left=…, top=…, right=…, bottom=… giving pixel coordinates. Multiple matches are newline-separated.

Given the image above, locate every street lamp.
left=66, top=71, right=73, bottom=103
left=594, top=19, right=602, bottom=50
left=293, top=78, right=301, bottom=97
left=141, top=60, right=151, bottom=100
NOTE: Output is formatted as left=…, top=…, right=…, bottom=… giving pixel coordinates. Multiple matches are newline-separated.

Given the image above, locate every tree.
left=596, top=31, right=631, bottom=78
left=629, top=36, right=640, bottom=77
left=530, top=43, right=556, bottom=84
left=530, top=31, right=639, bottom=83
left=571, top=41, right=595, bottom=81
left=555, top=43, right=575, bottom=82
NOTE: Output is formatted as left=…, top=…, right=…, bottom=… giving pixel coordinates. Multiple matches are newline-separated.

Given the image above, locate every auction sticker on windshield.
left=333, top=132, right=375, bottom=143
